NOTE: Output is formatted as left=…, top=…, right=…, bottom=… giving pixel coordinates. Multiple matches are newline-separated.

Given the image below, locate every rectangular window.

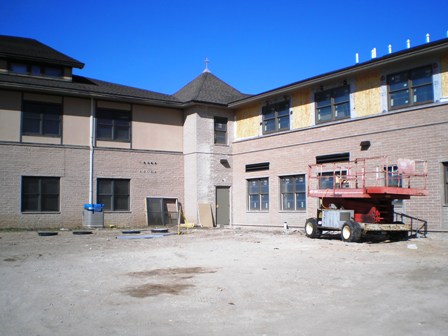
left=22, top=101, right=62, bottom=137
left=21, top=177, right=60, bottom=212
left=280, top=175, right=306, bottom=210
left=387, top=65, right=433, bottom=109
left=315, top=86, right=350, bottom=123
left=96, top=108, right=131, bottom=142
left=97, top=179, right=130, bottom=211
left=262, top=99, right=290, bottom=134
left=386, top=165, right=402, bottom=187
left=10, top=62, right=28, bottom=74
left=248, top=178, right=269, bottom=211
left=444, top=163, right=448, bottom=205
left=214, top=117, right=228, bottom=144
left=9, top=62, right=63, bottom=78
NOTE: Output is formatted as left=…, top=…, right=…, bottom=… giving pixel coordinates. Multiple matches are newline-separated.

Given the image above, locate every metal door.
left=216, top=187, right=230, bottom=228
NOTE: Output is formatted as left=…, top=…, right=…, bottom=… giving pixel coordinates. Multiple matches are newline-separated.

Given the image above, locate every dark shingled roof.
left=0, top=35, right=252, bottom=107
left=0, top=35, right=84, bottom=69
left=0, top=73, right=181, bottom=105
left=174, top=71, right=250, bottom=105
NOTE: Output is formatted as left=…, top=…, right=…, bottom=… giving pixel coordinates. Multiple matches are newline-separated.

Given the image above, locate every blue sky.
left=1, top=0, right=447, bottom=95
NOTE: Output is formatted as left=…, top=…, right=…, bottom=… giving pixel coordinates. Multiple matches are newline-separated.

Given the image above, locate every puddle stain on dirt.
left=123, top=283, right=194, bottom=298
left=128, top=267, right=216, bottom=278
left=123, top=267, right=216, bottom=298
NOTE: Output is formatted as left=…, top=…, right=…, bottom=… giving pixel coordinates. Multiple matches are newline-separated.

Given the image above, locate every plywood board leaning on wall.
left=198, top=203, right=214, bottom=228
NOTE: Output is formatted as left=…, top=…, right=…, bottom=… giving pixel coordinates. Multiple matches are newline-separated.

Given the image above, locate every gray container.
left=82, top=204, right=104, bottom=228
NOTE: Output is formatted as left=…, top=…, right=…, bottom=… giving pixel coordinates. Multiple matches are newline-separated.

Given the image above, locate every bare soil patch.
left=1, top=228, right=447, bottom=335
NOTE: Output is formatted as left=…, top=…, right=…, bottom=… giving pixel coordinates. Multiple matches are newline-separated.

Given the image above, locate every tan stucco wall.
left=132, top=105, right=183, bottom=152
left=0, top=90, right=21, bottom=142
left=291, top=89, right=313, bottom=129
left=440, top=53, right=448, bottom=99
left=63, top=97, right=90, bottom=146
left=235, top=103, right=259, bottom=139
left=353, top=70, right=381, bottom=117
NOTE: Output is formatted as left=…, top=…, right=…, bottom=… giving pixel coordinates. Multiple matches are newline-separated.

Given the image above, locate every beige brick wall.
left=0, top=143, right=184, bottom=229
left=232, top=104, right=448, bottom=230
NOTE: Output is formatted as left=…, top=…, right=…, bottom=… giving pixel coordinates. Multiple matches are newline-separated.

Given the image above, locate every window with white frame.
left=280, top=175, right=306, bottom=210
left=248, top=178, right=269, bottom=211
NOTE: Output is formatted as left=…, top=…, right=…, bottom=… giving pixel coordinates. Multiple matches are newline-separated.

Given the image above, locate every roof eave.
left=0, top=52, right=85, bottom=69
left=0, top=82, right=183, bottom=108
left=229, top=38, right=448, bottom=108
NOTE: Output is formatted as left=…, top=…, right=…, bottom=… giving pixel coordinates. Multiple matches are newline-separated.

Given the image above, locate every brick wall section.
left=183, top=106, right=233, bottom=225
left=232, top=104, right=448, bottom=230
left=0, top=143, right=183, bottom=229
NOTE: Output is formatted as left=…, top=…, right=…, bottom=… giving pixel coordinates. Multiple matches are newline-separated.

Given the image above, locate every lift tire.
left=305, top=218, right=321, bottom=239
left=341, top=221, right=362, bottom=243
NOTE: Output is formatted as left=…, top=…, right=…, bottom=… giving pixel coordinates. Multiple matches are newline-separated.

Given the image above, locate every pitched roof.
left=0, top=73, right=181, bottom=106
left=0, top=35, right=84, bottom=69
left=230, top=37, right=448, bottom=108
left=174, top=71, right=250, bottom=105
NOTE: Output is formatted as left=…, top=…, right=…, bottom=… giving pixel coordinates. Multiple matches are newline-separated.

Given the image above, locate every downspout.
left=89, top=98, right=95, bottom=204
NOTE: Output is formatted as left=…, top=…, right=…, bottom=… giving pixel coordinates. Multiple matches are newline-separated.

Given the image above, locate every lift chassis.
left=304, top=156, right=428, bottom=242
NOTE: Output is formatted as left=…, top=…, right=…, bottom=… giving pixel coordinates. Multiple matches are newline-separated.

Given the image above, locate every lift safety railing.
left=394, top=212, right=428, bottom=238
left=308, top=156, right=428, bottom=196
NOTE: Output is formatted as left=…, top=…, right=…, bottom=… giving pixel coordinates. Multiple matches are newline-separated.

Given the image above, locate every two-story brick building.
left=0, top=35, right=447, bottom=231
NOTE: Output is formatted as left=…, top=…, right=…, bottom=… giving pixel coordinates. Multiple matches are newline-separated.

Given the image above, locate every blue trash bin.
left=82, top=204, right=105, bottom=228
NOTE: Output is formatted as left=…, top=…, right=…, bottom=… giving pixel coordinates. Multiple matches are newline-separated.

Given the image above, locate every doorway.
left=146, top=197, right=179, bottom=226
left=216, top=187, right=230, bottom=228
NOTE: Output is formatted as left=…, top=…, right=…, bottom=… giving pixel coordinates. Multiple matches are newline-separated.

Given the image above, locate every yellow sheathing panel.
left=440, top=53, right=448, bottom=98
left=291, top=89, right=312, bottom=129
left=354, top=71, right=381, bottom=117
left=235, top=104, right=259, bottom=139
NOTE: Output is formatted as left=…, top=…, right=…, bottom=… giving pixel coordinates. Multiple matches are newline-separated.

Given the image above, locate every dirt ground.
left=1, top=227, right=447, bottom=336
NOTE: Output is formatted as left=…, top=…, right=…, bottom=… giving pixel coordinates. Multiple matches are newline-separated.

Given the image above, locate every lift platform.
left=308, top=156, right=428, bottom=199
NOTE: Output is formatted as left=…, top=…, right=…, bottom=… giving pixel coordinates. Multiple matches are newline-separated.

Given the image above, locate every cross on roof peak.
left=203, top=57, right=211, bottom=73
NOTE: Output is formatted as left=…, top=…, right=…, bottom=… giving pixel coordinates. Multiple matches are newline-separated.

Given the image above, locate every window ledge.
left=279, top=210, right=306, bottom=213
left=103, top=211, right=132, bottom=213
left=21, top=211, right=61, bottom=214
left=246, top=211, right=270, bottom=213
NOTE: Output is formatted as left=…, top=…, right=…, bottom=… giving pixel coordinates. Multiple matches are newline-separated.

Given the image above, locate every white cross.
left=203, top=57, right=210, bottom=73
